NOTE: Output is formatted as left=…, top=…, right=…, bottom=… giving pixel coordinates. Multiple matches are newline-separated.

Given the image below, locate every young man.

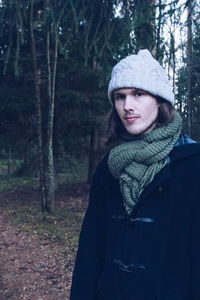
left=70, top=49, right=200, bottom=300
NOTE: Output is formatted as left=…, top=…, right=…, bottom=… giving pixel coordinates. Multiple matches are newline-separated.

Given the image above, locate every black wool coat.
left=70, top=143, right=200, bottom=300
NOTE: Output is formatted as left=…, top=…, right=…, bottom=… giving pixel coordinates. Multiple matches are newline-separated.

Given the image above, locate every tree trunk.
left=155, top=0, right=162, bottom=60
left=46, top=30, right=55, bottom=212
left=53, top=118, right=60, bottom=192
left=30, top=0, right=47, bottom=213
left=87, top=58, right=99, bottom=184
left=45, top=18, right=60, bottom=211
left=7, top=147, right=12, bottom=175
left=186, top=0, right=193, bottom=136
left=134, top=0, right=156, bottom=52
left=87, top=126, right=97, bottom=184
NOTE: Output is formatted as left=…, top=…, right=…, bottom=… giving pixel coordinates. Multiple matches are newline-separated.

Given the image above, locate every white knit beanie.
left=108, top=49, right=175, bottom=106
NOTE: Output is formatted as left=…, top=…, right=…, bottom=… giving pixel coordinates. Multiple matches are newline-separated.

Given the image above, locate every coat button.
left=158, top=185, right=162, bottom=192
left=129, top=217, right=154, bottom=223
left=112, top=258, right=146, bottom=272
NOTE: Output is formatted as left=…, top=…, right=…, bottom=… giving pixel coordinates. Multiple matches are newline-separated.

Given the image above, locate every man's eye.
left=135, top=92, right=143, bottom=97
left=114, top=94, right=124, bottom=100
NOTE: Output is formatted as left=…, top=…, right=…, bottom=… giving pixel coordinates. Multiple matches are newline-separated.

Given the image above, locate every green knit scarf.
left=108, top=112, right=182, bottom=214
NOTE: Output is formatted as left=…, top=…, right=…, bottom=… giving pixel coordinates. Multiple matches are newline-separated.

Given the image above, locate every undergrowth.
left=0, top=176, right=87, bottom=251
left=0, top=175, right=38, bottom=192
left=11, top=205, right=84, bottom=249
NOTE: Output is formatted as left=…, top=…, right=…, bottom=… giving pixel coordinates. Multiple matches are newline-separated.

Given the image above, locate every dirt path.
left=0, top=211, right=72, bottom=300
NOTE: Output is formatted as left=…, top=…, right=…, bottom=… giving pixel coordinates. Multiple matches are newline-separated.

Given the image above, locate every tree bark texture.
left=45, top=3, right=65, bottom=211
left=186, top=0, right=193, bottom=136
left=30, top=0, right=47, bottom=213
left=46, top=30, right=55, bottom=211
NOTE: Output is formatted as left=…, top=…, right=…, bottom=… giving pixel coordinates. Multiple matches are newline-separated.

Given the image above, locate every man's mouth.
left=124, top=116, right=139, bottom=123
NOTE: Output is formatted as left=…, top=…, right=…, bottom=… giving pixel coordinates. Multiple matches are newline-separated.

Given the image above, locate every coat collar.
left=128, top=143, right=200, bottom=216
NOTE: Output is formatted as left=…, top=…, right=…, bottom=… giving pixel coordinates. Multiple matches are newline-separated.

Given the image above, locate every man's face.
left=113, top=88, right=159, bottom=135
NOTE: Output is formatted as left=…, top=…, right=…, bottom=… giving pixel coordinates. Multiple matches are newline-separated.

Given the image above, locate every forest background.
left=0, top=0, right=200, bottom=211
left=0, top=0, right=200, bottom=299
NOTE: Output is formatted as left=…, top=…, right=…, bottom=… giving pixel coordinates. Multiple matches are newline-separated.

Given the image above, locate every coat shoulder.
left=170, top=143, right=200, bottom=166
left=169, top=143, right=200, bottom=198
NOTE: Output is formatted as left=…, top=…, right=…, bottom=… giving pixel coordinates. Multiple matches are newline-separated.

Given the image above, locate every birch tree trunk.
left=46, top=29, right=58, bottom=211
left=45, top=2, right=65, bottom=211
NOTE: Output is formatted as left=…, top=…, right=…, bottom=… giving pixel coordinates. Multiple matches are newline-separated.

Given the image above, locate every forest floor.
left=0, top=177, right=88, bottom=300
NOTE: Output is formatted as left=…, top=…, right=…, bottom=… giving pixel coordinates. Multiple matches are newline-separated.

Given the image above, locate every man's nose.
left=124, top=96, right=134, bottom=111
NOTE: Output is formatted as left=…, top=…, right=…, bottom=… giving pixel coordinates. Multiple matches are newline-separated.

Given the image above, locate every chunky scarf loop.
left=108, top=112, right=182, bottom=214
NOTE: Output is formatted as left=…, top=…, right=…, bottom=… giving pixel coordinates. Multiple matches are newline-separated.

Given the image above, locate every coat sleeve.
left=70, top=160, right=107, bottom=300
left=191, top=196, right=200, bottom=299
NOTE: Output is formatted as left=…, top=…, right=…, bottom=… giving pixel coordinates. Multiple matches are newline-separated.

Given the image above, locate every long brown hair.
left=105, top=96, right=175, bottom=145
